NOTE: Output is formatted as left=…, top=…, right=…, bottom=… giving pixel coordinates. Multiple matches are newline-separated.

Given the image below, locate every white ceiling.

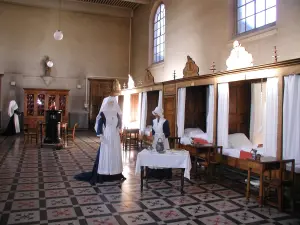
left=72, top=0, right=150, bottom=9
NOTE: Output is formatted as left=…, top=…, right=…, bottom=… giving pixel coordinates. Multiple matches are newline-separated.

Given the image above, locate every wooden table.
left=123, top=128, right=139, bottom=150
left=246, top=158, right=295, bottom=211
left=135, top=149, right=192, bottom=194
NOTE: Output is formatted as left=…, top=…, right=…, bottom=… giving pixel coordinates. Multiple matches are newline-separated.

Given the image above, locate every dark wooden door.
left=89, top=79, right=113, bottom=129
left=146, top=91, right=159, bottom=126
left=229, top=81, right=251, bottom=137
left=164, top=95, right=176, bottom=137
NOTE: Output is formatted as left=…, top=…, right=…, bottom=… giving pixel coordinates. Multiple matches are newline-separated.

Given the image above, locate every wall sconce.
left=76, top=84, right=82, bottom=89
left=10, top=81, right=16, bottom=86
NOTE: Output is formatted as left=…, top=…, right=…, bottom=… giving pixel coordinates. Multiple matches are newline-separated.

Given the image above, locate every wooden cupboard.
left=23, top=88, right=69, bottom=128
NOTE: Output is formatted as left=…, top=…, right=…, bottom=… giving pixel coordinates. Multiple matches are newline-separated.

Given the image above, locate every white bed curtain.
left=206, top=85, right=214, bottom=143
left=217, top=83, right=229, bottom=148
left=249, top=82, right=266, bottom=146
left=264, top=77, right=278, bottom=157
left=158, top=90, right=163, bottom=109
left=122, top=93, right=131, bottom=128
left=177, top=88, right=186, bottom=137
left=140, top=92, right=148, bottom=135
left=283, top=75, right=300, bottom=164
left=137, top=93, right=142, bottom=129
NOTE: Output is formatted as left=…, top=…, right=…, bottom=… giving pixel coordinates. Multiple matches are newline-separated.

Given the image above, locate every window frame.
left=152, top=3, right=165, bottom=65
left=235, top=0, right=277, bottom=36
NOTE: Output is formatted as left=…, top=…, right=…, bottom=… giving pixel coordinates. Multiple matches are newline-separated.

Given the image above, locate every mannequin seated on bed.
left=147, top=107, right=172, bottom=179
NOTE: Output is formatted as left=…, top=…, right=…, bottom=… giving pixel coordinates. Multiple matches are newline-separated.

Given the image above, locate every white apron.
left=152, top=118, right=170, bottom=150
left=97, top=111, right=123, bottom=175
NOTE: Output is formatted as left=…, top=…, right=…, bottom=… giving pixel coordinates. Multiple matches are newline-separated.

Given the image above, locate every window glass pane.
left=256, top=11, right=265, bottom=27
left=238, top=19, right=246, bottom=33
left=256, top=0, right=265, bottom=13
left=246, top=15, right=255, bottom=31
left=266, top=6, right=276, bottom=24
left=266, top=0, right=276, bottom=8
left=238, top=0, right=245, bottom=6
left=238, top=6, right=246, bottom=20
left=246, top=2, right=255, bottom=17
left=246, top=0, right=253, bottom=3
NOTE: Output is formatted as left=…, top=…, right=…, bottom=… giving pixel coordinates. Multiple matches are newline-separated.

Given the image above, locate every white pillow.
left=184, top=128, right=204, bottom=136
left=228, top=133, right=253, bottom=149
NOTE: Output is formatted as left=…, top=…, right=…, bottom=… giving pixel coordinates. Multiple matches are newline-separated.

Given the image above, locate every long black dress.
left=146, top=120, right=172, bottom=179
left=2, top=110, right=20, bottom=136
left=74, top=112, right=126, bottom=185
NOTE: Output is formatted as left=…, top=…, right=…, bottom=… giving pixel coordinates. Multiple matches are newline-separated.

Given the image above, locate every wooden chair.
left=24, top=122, right=39, bottom=145
left=263, top=160, right=295, bottom=212
left=66, top=123, right=78, bottom=145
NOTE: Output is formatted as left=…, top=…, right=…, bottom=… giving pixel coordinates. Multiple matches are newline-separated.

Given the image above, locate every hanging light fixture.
left=54, top=0, right=63, bottom=40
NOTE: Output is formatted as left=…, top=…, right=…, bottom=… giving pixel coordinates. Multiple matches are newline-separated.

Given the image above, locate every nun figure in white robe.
left=74, top=96, right=126, bottom=184
left=147, top=106, right=172, bottom=179
left=2, top=100, right=21, bottom=136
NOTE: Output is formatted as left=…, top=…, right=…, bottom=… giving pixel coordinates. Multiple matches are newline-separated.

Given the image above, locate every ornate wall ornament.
left=226, top=40, right=253, bottom=70
left=183, top=56, right=199, bottom=78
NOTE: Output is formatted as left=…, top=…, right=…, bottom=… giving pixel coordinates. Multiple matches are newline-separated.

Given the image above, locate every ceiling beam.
left=121, top=0, right=150, bottom=4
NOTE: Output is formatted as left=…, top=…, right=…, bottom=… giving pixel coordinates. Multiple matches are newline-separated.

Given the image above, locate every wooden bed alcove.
left=228, top=80, right=251, bottom=137
left=185, top=85, right=207, bottom=132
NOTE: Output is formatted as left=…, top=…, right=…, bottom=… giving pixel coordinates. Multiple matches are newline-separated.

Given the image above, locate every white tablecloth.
left=135, top=149, right=192, bottom=179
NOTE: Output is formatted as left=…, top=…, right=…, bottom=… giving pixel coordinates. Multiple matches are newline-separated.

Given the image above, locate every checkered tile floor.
left=0, top=133, right=299, bottom=225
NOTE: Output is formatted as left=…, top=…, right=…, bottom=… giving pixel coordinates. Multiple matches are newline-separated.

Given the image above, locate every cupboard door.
left=164, top=95, right=176, bottom=137
left=26, top=93, right=35, bottom=117
left=37, top=93, right=46, bottom=116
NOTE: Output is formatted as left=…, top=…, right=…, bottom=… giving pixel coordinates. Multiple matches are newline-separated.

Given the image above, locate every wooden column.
left=277, top=74, right=284, bottom=160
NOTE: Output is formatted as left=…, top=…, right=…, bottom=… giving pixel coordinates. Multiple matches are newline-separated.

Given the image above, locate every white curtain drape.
left=217, top=83, right=229, bottom=148
left=140, top=92, right=148, bottom=135
left=264, top=77, right=278, bottom=157
left=249, top=82, right=266, bottom=146
left=116, top=96, right=119, bottom=103
left=122, top=93, right=131, bottom=128
left=158, top=90, right=163, bottom=109
left=283, top=75, right=300, bottom=164
left=177, top=88, right=186, bottom=137
left=137, top=93, right=142, bottom=129
left=206, top=85, right=214, bottom=143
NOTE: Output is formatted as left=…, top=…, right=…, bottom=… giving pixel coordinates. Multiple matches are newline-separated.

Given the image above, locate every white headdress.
left=8, top=100, right=18, bottom=117
left=152, top=106, right=164, bottom=118
left=94, top=96, right=122, bottom=132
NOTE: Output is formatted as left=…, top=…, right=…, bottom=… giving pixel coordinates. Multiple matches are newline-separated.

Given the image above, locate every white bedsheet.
left=220, top=147, right=265, bottom=158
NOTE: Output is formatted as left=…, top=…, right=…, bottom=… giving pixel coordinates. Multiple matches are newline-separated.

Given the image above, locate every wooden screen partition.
left=146, top=91, right=159, bottom=126
left=185, top=85, right=207, bottom=131
left=89, top=79, right=113, bottom=129
left=24, top=88, right=69, bottom=128
left=164, top=95, right=176, bottom=137
left=130, top=93, right=139, bottom=122
left=228, top=81, right=251, bottom=137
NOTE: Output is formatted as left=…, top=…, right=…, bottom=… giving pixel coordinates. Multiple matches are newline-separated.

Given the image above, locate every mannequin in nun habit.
left=2, top=100, right=21, bottom=136
left=74, top=96, right=126, bottom=184
left=147, top=107, right=172, bottom=179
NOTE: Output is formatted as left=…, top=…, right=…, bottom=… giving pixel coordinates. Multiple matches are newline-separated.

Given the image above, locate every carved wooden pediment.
left=112, top=79, right=121, bottom=92
left=136, top=69, right=155, bottom=87
left=183, top=56, right=199, bottom=78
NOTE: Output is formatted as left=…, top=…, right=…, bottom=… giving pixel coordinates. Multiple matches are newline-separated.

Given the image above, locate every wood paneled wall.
left=185, top=85, right=207, bottom=131
left=146, top=91, right=159, bottom=126
left=228, top=81, right=251, bottom=137
left=89, top=79, right=113, bottom=129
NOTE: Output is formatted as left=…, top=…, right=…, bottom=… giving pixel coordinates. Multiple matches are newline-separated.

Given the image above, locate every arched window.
left=153, top=3, right=165, bottom=63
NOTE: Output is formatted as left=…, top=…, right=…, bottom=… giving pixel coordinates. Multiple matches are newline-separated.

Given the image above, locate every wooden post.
left=277, top=74, right=284, bottom=160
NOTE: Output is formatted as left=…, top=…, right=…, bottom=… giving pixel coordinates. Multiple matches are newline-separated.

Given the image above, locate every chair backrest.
left=72, top=123, right=78, bottom=140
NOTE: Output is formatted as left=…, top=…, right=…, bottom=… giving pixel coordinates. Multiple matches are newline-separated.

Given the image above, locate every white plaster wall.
left=131, top=0, right=300, bottom=83
left=0, top=2, right=130, bottom=128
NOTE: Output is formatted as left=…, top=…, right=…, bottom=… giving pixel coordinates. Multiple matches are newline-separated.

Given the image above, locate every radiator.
left=68, top=112, right=88, bottom=129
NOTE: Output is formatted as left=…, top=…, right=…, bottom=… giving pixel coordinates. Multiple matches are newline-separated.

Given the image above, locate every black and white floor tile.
left=0, top=133, right=299, bottom=225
